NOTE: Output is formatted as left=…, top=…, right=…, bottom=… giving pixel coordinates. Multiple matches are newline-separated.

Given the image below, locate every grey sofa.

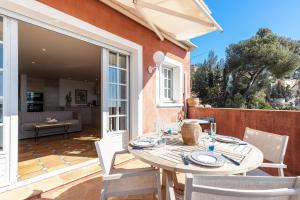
left=19, top=111, right=82, bottom=139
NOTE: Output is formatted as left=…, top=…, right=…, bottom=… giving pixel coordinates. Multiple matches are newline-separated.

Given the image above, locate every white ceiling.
left=19, top=21, right=101, bottom=82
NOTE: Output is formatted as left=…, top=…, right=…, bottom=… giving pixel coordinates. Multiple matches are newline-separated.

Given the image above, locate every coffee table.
left=33, top=122, right=72, bottom=144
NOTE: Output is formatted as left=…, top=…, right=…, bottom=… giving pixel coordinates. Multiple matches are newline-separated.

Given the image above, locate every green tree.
left=192, top=51, right=225, bottom=106
left=270, top=83, right=294, bottom=101
left=225, top=28, right=300, bottom=100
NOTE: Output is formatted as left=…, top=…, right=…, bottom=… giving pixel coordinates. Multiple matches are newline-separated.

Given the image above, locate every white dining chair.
left=95, top=136, right=162, bottom=200
left=243, top=127, right=289, bottom=176
left=166, top=173, right=300, bottom=200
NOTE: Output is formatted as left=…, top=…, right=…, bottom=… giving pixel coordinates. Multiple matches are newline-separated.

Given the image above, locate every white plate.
left=215, top=135, right=241, bottom=144
left=188, top=151, right=225, bottom=167
left=130, top=137, right=158, bottom=148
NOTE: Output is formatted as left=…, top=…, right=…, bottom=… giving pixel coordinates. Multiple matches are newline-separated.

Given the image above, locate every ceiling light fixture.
left=31, top=61, right=36, bottom=64
left=42, top=48, right=46, bottom=52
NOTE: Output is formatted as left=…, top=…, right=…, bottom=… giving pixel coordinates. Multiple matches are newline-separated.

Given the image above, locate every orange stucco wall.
left=37, top=0, right=191, bottom=133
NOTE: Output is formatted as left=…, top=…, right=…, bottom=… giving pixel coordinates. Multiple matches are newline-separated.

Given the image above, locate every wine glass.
left=210, top=123, right=217, bottom=137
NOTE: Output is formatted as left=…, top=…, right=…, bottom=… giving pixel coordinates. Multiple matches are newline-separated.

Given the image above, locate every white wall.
left=59, top=79, right=97, bottom=106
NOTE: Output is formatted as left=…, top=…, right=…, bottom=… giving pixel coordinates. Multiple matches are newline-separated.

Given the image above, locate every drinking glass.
left=204, top=129, right=211, bottom=138
left=210, top=123, right=217, bottom=137
left=207, top=138, right=215, bottom=151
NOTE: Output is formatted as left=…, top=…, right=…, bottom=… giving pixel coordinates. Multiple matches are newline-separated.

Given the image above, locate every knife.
left=221, top=154, right=240, bottom=166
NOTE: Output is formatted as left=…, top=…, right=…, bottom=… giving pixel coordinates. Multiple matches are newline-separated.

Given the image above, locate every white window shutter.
left=159, top=66, right=164, bottom=102
left=172, top=67, right=180, bottom=103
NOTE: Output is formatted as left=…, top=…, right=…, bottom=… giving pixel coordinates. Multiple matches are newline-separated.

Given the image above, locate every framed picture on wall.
left=75, top=89, right=88, bottom=104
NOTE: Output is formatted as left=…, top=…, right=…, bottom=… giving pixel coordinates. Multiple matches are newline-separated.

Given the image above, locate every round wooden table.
left=129, top=134, right=263, bottom=175
left=129, top=134, right=263, bottom=199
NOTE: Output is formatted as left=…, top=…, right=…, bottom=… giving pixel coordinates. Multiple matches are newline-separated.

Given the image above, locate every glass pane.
left=168, top=69, right=171, bottom=78
left=109, top=117, right=117, bottom=132
left=119, top=101, right=127, bottom=115
left=120, top=85, right=127, bottom=99
left=164, top=79, right=167, bottom=88
left=164, top=89, right=168, bottom=98
left=0, top=44, right=3, bottom=69
left=0, top=72, right=2, bottom=123
left=0, top=127, right=3, bottom=151
left=109, top=52, right=117, bottom=67
left=118, top=69, right=126, bottom=84
left=0, top=18, right=3, bottom=41
left=164, top=69, right=167, bottom=77
left=109, top=101, right=117, bottom=115
left=109, top=68, right=117, bottom=83
left=119, top=54, right=126, bottom=69
left=168, top=89, right=171, bottom=99
left=109, top=84, right=117, bottom=99
left=119, top=117, right=127, bottom=131
left=168, top=79, right=172, bottom=89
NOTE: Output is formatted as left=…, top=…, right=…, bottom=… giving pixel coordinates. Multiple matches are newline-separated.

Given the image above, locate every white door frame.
left=0, top=0, right=144, bottom=188
left=0, top=16, right=18, bottom=187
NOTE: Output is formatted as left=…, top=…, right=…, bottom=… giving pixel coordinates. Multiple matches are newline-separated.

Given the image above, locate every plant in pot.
left=65, top=91, right=72, bottom=107
left=187, top=93, right=200, bottom=107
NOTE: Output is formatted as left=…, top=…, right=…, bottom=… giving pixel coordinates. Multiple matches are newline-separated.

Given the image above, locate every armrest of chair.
left=112, top=149, right=130, bottom=166
left=103, top=169, right=159, bottom=181
left=260, top=163, right=287, bottom=169
left=166, top=172, right=176, bottom=200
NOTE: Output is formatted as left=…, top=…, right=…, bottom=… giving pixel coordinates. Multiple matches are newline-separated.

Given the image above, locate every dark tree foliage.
left=191, top=28, right=300, bottom=110
left=225, top=28, right=300, bottom=99
left=192, top=51, right=225, bottom=107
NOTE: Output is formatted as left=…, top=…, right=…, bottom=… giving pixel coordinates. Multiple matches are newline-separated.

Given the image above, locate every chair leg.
left=100, top=189, right=106, bottom=200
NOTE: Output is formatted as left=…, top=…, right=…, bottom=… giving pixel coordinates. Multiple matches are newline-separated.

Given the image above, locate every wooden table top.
left=34, top=122, right=72, bottom=128
left=129, top=134, right=263, bottom=175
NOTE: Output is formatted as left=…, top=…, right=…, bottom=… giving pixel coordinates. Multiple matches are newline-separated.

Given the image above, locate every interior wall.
left=58, top=79, right=97, bottom=106
left=27, top=77, right=60, bottom=111
left=19, top=76, right=98, bottom=111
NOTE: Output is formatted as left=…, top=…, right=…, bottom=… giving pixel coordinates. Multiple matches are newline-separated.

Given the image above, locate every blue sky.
left=191, top=0, right=300, bottom=64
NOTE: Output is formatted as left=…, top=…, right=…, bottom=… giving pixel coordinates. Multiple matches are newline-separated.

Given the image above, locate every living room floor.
left=18, top=126, right=100, bottom=181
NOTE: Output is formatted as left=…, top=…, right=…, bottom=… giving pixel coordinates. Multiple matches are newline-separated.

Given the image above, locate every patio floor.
left=37, top=158, right=181, bottom=200
left=18, top=126, right=100, bottom=181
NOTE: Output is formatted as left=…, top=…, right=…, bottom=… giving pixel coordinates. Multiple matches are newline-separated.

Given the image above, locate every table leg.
left=162, top=169, right=173, bottom=200
left=64, top=125, right=70, bottom=139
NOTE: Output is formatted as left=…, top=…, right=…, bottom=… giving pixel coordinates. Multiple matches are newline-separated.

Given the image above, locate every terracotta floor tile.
left=18, top=170, right=48, bottom=181
left=18, top=126, right=100, bottom=181
left=19, top=159, right=41, bottom=168
left=47, top=164, right=71, bottom=172
left=18, top=163, right=44, bottom=175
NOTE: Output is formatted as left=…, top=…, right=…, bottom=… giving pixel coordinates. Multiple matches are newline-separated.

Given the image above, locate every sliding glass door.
left=101, top=49, right=129, bottom=150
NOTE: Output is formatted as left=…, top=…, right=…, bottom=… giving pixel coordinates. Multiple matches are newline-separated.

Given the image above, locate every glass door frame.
left=0, top=16, right=18, bottom=187
left=101, top=48, right=130, bottom=150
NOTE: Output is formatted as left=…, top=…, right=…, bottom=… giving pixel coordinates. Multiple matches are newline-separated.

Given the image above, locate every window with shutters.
left=156, top=57, right=183, bottom=107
